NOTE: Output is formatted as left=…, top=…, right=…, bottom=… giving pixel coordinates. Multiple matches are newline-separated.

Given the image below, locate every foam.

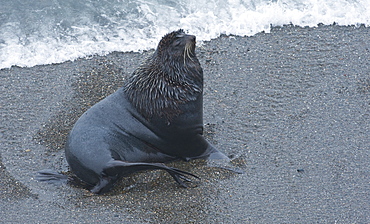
left=0, top=0, right=369, bottom=69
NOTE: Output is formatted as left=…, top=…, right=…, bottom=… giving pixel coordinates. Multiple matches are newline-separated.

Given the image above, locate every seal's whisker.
left=183, top=44, right=194, bottom=66
left=187, top=48, right=194, bottom=61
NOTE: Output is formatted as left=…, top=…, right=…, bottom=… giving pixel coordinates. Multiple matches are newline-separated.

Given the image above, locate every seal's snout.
left=185, top=35, right=196, bottom=44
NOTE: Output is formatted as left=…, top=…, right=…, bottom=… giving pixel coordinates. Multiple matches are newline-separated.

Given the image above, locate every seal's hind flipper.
left=36, top=169, right=68, bottom=184
left=94, top=160, right=199, bottom=194
left=165, top=166, right=199, bottom=187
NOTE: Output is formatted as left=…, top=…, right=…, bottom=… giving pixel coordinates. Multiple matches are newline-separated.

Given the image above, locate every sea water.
left=0, top=0, right=369, bottom=69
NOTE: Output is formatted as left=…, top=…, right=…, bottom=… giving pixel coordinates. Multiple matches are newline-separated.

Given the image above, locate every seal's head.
left=125, top=29, right=203, bottom=121
left=156, top=29, right=197, bottom=64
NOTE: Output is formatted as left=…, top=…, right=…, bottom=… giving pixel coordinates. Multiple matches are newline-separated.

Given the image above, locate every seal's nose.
left=191, top=35, right=196, bottom=42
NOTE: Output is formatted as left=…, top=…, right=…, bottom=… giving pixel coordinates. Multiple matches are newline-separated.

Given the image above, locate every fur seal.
left=41, top=29, right=228, bottom=194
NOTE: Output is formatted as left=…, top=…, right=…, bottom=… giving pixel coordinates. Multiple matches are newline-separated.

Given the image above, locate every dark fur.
left=124, top=29, right=203, bottom=121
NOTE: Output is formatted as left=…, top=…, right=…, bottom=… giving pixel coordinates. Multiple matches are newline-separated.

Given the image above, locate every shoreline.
left=1, top=23, right=369, bottom=72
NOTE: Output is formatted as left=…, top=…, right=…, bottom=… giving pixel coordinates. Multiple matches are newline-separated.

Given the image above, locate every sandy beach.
left=1, top=25, right=369, bottom=223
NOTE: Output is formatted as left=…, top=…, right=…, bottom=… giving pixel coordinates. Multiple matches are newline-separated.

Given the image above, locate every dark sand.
left=1, top=25, right=369, bottom=223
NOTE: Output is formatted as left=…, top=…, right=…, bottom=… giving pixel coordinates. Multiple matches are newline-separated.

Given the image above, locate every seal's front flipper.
left=207, top=150, right=230, bottom=160
left=90, top=175, right=119, bottom=194
left=93, top=160, right=199, bottom=194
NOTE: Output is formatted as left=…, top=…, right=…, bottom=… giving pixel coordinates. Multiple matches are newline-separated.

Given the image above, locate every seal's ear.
left=175, top=29, right=186, bottom=38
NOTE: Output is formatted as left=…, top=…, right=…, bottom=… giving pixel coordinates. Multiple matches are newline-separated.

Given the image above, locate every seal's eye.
left=172, top=38, right=183, bottom=46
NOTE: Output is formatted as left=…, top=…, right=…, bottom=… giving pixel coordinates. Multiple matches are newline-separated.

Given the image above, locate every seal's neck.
left=124, top=53, right=203, bottom=122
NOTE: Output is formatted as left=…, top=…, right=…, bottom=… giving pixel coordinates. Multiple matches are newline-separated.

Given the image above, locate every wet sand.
left=1, top=25, right=369, bottom=223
